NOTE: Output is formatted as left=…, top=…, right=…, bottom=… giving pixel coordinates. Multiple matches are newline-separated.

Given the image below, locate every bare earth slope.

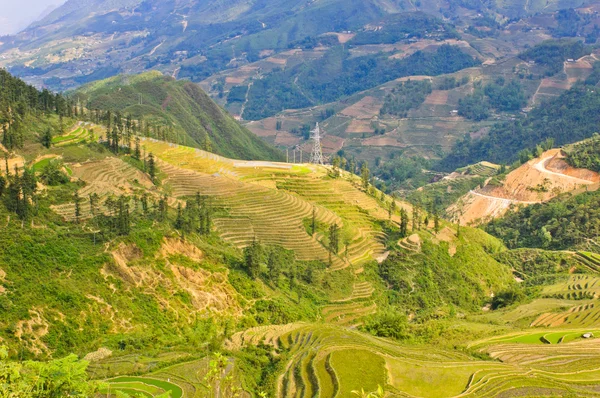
left=450, top=149, right=600, bottom=225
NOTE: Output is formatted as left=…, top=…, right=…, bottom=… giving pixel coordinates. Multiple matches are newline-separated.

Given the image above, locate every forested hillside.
left=438, top=83, right=600, bottom=171
left=242, top=45, right=480, bottom=120
left=76, top=72, right=282, bottom=161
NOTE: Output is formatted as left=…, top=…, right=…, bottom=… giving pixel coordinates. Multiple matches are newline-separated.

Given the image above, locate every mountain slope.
left=75, top=71, right=283, bottom=161
left=448, top=148, right=600, bottom=225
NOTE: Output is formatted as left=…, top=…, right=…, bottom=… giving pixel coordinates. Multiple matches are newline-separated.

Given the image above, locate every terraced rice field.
left=51, top=157, right=154, bottom=220
left=229, top=323, right=600, bottom=397
left=142, top=140, right=388, bottom=271
left=531, top=301, right=600, bottom=328
left=574, top=252, right=600, bottom=272
left=543, top=275, right=600, bottom=300
left=102, top=376, right=183, bottom=398
left=52, top=125, right=95, bottom=147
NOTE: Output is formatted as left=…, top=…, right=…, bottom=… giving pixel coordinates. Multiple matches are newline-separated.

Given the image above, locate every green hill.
left=75, top=71, right=283, bottom=161
left=4, top=68, right=600, bottom=397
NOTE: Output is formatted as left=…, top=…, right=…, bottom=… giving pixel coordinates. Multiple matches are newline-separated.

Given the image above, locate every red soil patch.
left=320, top=135, right=345, bottom=153
left=225, top=76, right=246, bottom=84
left=362, top=135, right=406, bottom=147
left=335, top=33, right=356, bottom=44
left=266, top=57, right=287, bottom=65
left=540, top=78, right=570, bottom=90
left=424, top=90, right=449, bottom=105
left=275, top=132, right=301, bottom=146
left=346, top=119, right=374, bottom=133
left=340, top=96, right=383, bottom=119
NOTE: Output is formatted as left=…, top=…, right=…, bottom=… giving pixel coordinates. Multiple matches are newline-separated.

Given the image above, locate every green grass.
left=328, top=349, right=386, bottom=396
left=107, top=376, right=183, bottom=398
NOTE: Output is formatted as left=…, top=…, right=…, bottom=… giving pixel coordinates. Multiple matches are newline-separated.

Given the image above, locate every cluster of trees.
left=439, top=84, right=600, bottom=171
left=243, top=45, right=480, bottom=120
left=380, top=80, right=432, bottom=117
left=242, top=241, right=325, bottom=293
left=0, top=162, right=38, bottom=220
left=566, top=134, right=600, bottom=172
left=437, top=75, right=469, bottom=90
left=350, top=12, right=457, bottom=45
left=486, top=190, right=600, bottom=250
left=0, top=69, right=72, bottom=150
left=519, top=39, right=592, bottom=76
left=0, top=346, right=98, bottom=397
left=175, top=193, right=214, bottom=237
left=458, top=78, right=527, bottom=121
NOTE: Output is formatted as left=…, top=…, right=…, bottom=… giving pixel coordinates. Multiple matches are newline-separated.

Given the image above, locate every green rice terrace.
left=3, top=70, right=600, bottom=396
left=17, top=133, right=597, bottom=398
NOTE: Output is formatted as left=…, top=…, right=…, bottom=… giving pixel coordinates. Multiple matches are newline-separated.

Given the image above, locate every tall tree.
left=329, top=224, right=340, bottom=254
left=148, top=152, right=156, bottom=183
left=244, top=239, right=262, bottom=279
left=41, top=127, right=52, bottom=148
left=361, top=162, right=370, bottom=190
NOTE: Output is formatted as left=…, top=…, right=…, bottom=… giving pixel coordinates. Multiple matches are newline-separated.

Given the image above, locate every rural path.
left=532, top=153, right=596, bottom=185
left=239, top=81, right=253, bottom=120
left=468, top=190, right=537, bottom=205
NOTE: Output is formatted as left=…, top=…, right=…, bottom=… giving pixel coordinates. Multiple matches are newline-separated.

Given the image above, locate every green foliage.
left=380, top=80, right=432, bottom=117
left=39, top=160, right=69, bottom=186
left=0, top=70, right=71, bottom=151
left=243, top=45, right=480, bottom=120
left=491, top=288, right=526, bottom=310
left=486, top=190, right=600, bottom=250
left=350, top=12, right=457, bottom=45
left=458, top=78, right=526, bottom=121
left=495, top=248, right=578, bottom=277
left=378, top=230, right=512, bottom=316
left=519, top=39, right=592, bottom=76
left=243, top=239, right=263, bottom=279
left=0, top=345, right=99, bottom=396
left=457, top=92, right=490, bottom=121
left=362, top=311, right=409, bottom=340
left=440, top=85, right=600, bottom=170
left=235, top=343, right=286, bottom=396
left=372, top=155, right=433, bottom=191
left=77, top=72, right=282, bottom=161
left=566, top=134, right=600, bottom=172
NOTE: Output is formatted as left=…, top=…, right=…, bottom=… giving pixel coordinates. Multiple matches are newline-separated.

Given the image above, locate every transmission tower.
left=310, top=123, right=324, bottom=165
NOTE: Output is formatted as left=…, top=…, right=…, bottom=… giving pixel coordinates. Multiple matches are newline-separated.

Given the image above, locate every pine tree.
left=434, top=213, right=440, bottom=234
left=158, top=195, right=168, bottom=221
left=141, top=193, right=149, bottom=215
left=175, top=203, right=184, bottom=230
left=41, top=127, right=52, bottom=148
left=267, top=250, right=282, bottom=284
left=134, top=137, right=141, bottom=160
left=361, top=162, right=370, bottom=190
left=116, top=195, right=130, bottom=235
left=74, top=191, right=81, bottom=223
left=329, top=224, right=340, bottom=254
left=244, top=239, right=262, bottom=279
left=400, top=209, right=409, bottom=238
left=148, top=152, right=156, bottom=183
left=311, top=206, right=316, bottom=236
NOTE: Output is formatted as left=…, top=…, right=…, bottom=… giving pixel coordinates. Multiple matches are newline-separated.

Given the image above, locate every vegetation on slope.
left=243, top=45, right=480, bottom=120
left=349, top=12, right=459, bottom=45
left=439, top=84, right=600, bottom=170
left=486, top=190, right=600, bottom=250
left=566, top=134, right=600, bottom=172
left=75, top=72, right=283, bottom=161
left=519, top=38, right=593, bottom=76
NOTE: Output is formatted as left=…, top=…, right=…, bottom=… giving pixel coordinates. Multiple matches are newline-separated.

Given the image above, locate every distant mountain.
left=76, top=71, right=283, bottom=161
left=1, top=0, right=593, bottom=91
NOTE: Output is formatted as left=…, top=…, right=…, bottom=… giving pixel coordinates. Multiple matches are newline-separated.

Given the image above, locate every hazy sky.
left=0, top=0, right=66, bottom=35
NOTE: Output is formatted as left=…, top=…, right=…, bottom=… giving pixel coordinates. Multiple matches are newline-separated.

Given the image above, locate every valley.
left=3, top=0, right=600, bottom=397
